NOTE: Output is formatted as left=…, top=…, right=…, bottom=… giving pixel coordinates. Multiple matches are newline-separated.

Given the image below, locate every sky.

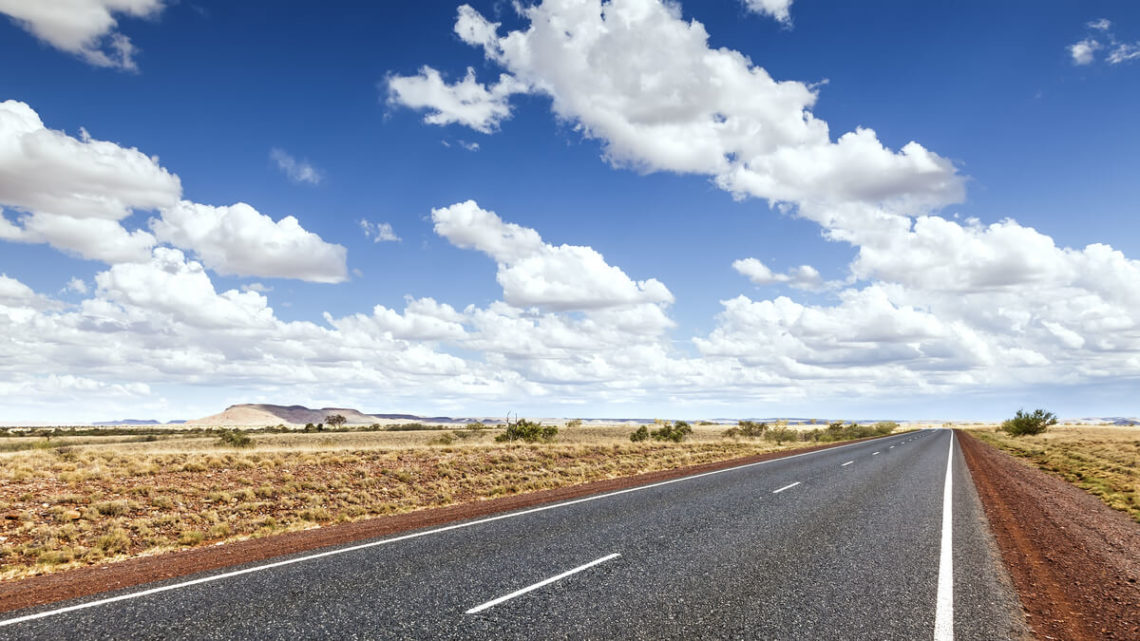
left=1, top=0, right=1139, bottom=423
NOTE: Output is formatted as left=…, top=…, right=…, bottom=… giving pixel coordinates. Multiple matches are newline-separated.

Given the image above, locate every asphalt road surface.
left=0, top=429, right=1026, bottom=640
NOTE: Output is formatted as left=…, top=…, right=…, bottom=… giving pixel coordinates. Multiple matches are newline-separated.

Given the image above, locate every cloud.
left=742, top=0, right=794, bottom=25
left=0, top=210, right=157, bottom=263
left=150, top=201, right=348, bottom=283
left=0, top=101, right=347, bottom=284
left=0, top=0, right=165, bottom=70
left=0, top=273, right=56, bottom=310
left=386, top=1, right=1140, bottom=405
left=1068, top=19, right=1139, bottom=66
left=1088, top=18, right=1111, bottom=32
left=421, top=1, right=963, bottom=227
left=387, top=66, right=524, bottom=133
left=95, top=247, right=278, bottom=330
left=0, top=99, right=180, bottom=262
left=1070, top=39, right=1101, bottom=65
left=64, top=277, right=88, bottom=295
left=432, top=200, right=673, bottom=310
left=0, top=100, right=181, bottom=221
left=733, top=257, right=828, bottom=290
left=360, top=219, right=400, bottom=243
left=0, top=251, right=513, bottom=420
left=269, top=148, right=323, bottom=185
left=1107, top=42, right=1140, bottom=65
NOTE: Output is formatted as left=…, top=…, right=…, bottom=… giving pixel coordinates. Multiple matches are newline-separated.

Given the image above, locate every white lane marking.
left=772, top=481, right=800, bottom=494
left=889, top=446, right=895, bottom=449
left=872, top=451, right=880, bottom=455
left=0, top=430, right=922, bottom=628
left=465, top=553, right=620, bottom=614
left=934, top=431, right=955, bottom=641
left=841, top=461, right=854, bottom=467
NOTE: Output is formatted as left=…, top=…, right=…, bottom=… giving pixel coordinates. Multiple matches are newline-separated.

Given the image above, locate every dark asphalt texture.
left=0, top=430, right=1027, bottom=640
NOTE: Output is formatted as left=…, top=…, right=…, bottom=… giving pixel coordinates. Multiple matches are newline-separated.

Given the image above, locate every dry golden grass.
left=969, top=424, right=1140, bottom=522
left=0, top=422, right=827, bottom=581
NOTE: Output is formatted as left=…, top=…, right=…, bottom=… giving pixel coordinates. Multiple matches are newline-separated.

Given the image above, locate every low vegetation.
left=971, top=425, right=1140, bottom=522
left=630, top=420, right=692, bottom=443
left=723, top=420, right=898, bottom=444
left=999, top=408, right=1057, bottom=437
left=0, top=418, right=903, bottom=581
left=495, top=419, right=558, bottom=443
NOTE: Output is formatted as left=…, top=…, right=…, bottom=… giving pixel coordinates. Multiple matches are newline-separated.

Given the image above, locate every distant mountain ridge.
left=184, top=404, right=467, bottom=426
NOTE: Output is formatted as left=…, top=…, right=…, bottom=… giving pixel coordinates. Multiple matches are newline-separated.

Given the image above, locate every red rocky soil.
left=958, top=430, right=1140, bottom=641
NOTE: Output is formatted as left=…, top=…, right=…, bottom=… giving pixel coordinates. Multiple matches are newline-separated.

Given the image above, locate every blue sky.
left=1, top=0, right=1138, bottom=423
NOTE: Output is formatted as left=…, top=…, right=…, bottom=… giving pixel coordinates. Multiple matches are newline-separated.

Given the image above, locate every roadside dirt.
left=958, top=430, right=1140, bottom=641
left=0, top=437, right=874, bottom=614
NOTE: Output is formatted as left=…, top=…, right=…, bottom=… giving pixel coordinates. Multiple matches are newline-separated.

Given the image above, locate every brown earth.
left=0, top=437, right=871, bottom=615
left=958, top=430, right=1140, bottom=641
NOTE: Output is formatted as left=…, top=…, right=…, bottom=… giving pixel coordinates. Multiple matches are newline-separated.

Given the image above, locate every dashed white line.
left=872, top=451, right=880, bottom=455
left=934, top=432, right=955, bottom=641
left=466, top=553, right=620, bottom=614
left=772, top=481, right=801, bottom=494
left=841, top=461, right=854, bottom=467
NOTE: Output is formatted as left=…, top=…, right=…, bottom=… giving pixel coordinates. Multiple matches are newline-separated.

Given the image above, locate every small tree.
left=495, top=419, right=557, bottom=443
left=326, top=414, right=347, bottom=429
left=650, top=421, right=692, bottom=443
left=630, top=425, right=650, bottom=442
left=1000, top=409, right=1057, bottom=437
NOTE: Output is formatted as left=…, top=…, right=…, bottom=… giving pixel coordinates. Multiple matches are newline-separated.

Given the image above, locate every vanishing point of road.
left=0, top=429, right=1025, bottom=640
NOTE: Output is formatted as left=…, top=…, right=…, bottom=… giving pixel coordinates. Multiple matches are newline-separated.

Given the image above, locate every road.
left=0, top=429, right=1026, bottom=640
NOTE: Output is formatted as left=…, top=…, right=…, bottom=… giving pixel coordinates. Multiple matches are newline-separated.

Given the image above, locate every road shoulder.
left=957, top=429, right=1140, bottom=641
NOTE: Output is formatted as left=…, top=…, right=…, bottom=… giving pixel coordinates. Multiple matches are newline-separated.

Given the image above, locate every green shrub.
left=630, top=425, right=650, bottom=442
left=216, top=429, right=253, bottom=448
left=764, top=426, right=799, bottom=444
left=1000, top=409, right=1057, bottom=437
left=495, top=419, right=558, bottom=443
left=651, top=421, right=692, bottom=443
left=724, top=420, right=768, bottom=439
left=429, top=432, right=457, bottom=446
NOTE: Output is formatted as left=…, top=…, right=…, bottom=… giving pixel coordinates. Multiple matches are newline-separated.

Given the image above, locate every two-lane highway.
left=0, top=430, right=1026, bottom=640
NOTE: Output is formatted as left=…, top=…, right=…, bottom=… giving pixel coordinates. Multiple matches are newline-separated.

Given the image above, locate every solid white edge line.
left=933, top=431, right=955, bottom=641
left=841, top=461, right=854, bottom=467
left=0, top=429, right=921, bottom=628
left=772, top=481, right=800, bottom=494
left=465, top=553, right=620, bottom=614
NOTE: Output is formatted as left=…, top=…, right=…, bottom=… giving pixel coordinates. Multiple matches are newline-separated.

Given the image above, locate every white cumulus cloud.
left=387, top=66, right=524, bottom=133
left=733, top=257, right=828, bottom=290
left=742, top=0, right=794, bottom=25
left=432, top=200, right=673, bottom=310
left=0, top=0, right=165, bottom=70
left=0, top=99, right=180, bottom=263
left=150, top=201, right=348, bottom=283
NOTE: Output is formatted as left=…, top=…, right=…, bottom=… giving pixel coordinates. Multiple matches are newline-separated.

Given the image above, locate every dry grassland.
left=970, top=424, right=1140, bottom=522
left=0, top=423, right=825, bottom=582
